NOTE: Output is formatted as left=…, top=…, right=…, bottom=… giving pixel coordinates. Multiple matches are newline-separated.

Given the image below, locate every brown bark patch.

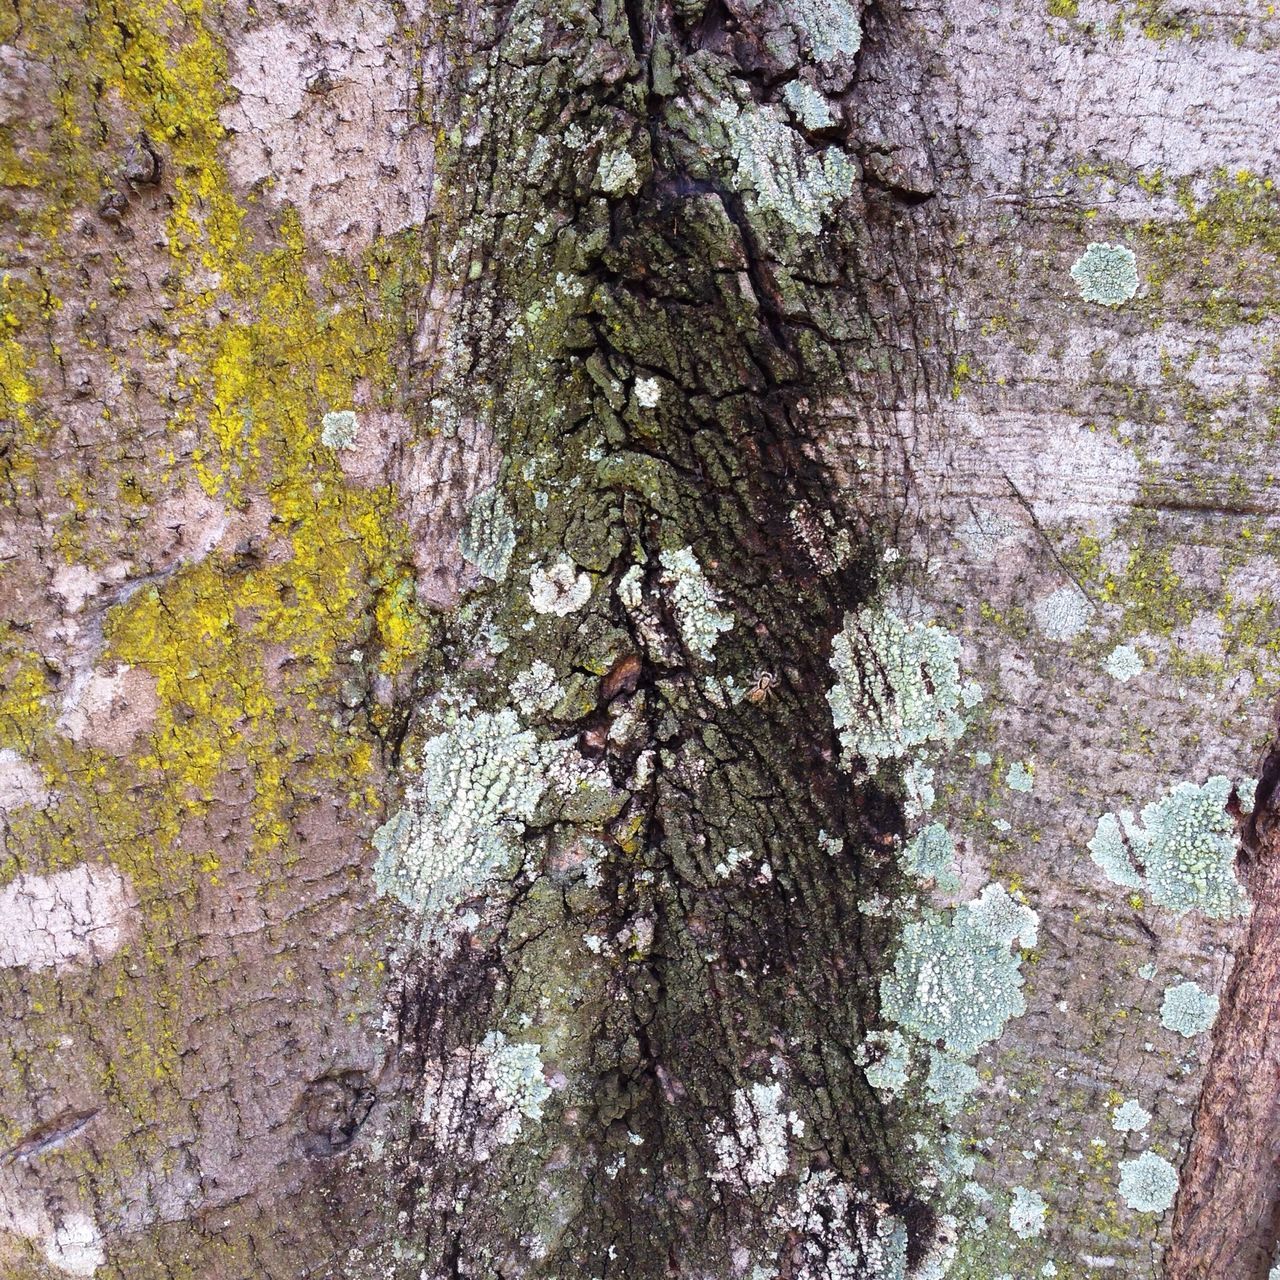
left=1167, top=747, right=1280, bottom=1278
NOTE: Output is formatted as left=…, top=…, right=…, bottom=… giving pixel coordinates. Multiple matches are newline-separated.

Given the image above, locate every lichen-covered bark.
left=1165, top=751, right=1280, bottom=1279
left=374, top=2, right=944, bottom=1275
left=4, top=0, right=1280, bottom=1278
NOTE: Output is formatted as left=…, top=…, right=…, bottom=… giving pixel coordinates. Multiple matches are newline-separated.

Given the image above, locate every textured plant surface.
left=2, top=0, right=1280, bottom=1278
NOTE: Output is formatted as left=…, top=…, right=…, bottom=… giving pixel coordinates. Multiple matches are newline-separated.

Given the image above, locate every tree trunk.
left=1, top=1, right=1277, bottom=1278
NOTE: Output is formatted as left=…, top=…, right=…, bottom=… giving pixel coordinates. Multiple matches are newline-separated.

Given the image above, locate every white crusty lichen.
left=634, top=376, right=662, bottom=408
left=659, top=546, right=735, bottom=661
left=320, top=409, right=359, bottom=450
left=1032, top=584, right=1091, bottom=641
left=460, top=487, right=517, bottom=583
left=1009, top=1186, right=1048, bottom=1239
left=957, top=509, right=1021, bottom=562
left=529, top=557, right=594, bottom=615
left=1104, top=643, right=1144, bottom=682
left=904, top=760, right=937, bottom=818
left=0, top=862, right=131, bottom=971
left=597, top=147, right=639, bottom=194
left=1117, top=1151, right=1178, bottom=1213
left=1088, top=777, right=1245, bottom=917
left=790, top=0, right=863, bottom=64
left=880, top=885, right=1036, bottom=1059
left=43, top=1214, right=106, bottom=1278
left=0, top=747, right=48, bottom=810
left=714, top=100, right=855, bottom=234
left=775, top=1171, right=908, bottom=1280
left=827, top=607, right=977, bottom=774
left=1160, top=980, right=1219, bottom=1038
left=421, top=1030, right=552, bottom=1160
left=373, top=708, right=604, bottom=918
left=711, top=1080, right=804, bottom=1188
left=510, top=660, right=565, bottom=715
left=1070, top=242, right=1139, bottom=306
left=1112, top=1099, right=1152, bottom=1132
left=476, top=1031, right=551, bottom=1129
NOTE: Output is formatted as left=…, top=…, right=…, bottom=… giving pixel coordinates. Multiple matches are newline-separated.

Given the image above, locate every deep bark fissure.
left=375, top=1, right=946, bottom=1274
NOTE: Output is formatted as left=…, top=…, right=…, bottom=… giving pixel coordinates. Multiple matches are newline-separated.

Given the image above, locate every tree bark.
left=1, top=1, right=1278, bottom=1279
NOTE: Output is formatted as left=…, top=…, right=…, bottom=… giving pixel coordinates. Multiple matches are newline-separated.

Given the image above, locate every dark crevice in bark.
left=365, top=0, right=951, bottom=1275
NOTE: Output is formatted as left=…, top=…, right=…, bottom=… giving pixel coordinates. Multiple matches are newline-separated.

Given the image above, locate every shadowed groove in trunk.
left=364, top=0, right=958, bottom=1276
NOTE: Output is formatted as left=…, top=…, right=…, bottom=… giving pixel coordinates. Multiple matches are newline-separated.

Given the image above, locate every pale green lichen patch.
left=1006, top=761, right=1034, bottom=793
left=859, top=1029, right=911, bottom=1096
left=900, top=822, right=957, bottom=886
left=879, top=887, right=1035, bottom=1058
left=790, top=0, right=863, bottom=64
left=1160, top=979, right=1219, bottom=1037
left=1087, top=811, right=1144, bottom=889
left=925, top=1050, right=979, bottom=1116
left=1032, top=585, right=1091, bottom=641
left=1009, top=1186, right=1048, bottom=1239
left=1112, top=1099, right=1152, bottom=1132
left=1104, top=643, right=1144, bottom=681
left=1070, top=242, right=1139, bottom=306
left=782, top=81, right=836, bottom=130
left=461, top=488, right=517, bottom=583
left=658, top=546, right=735, bottom=661
left=827, top=607, right=975, bottom=774
left=373, top=708, right=608, bottom=919
left=1138, top=777, right=1244, bottom=916
left=320, top=409, right=359, bottom=450
left=713, top=100, right=856, bottom=234
left=597, top=147, right=639, bottom=195
left=966, top=883, right=1039, bottom=950
left=1239, top=776, right=1258, bottom=814
left=1118, top=1151, right=1178, bottom=1213
left=1088, top=777, right=1246, bottom=917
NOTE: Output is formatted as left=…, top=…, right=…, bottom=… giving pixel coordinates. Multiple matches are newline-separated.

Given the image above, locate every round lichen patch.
left=1070, top=242, right=1139, bottom=306
left=1160, top=980, right=1219, bottom=1038
left=1118, top=1151, right=1178, bottom=1214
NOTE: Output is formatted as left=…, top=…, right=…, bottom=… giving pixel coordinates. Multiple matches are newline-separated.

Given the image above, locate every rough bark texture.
left=1165, top=742, right=1280, bottom=1280
left=2, top=1, right=1280, bottom=1279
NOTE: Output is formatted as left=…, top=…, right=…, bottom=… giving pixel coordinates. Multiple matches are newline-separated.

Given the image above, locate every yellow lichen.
left=0, top=0, right=425, bottom=1144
